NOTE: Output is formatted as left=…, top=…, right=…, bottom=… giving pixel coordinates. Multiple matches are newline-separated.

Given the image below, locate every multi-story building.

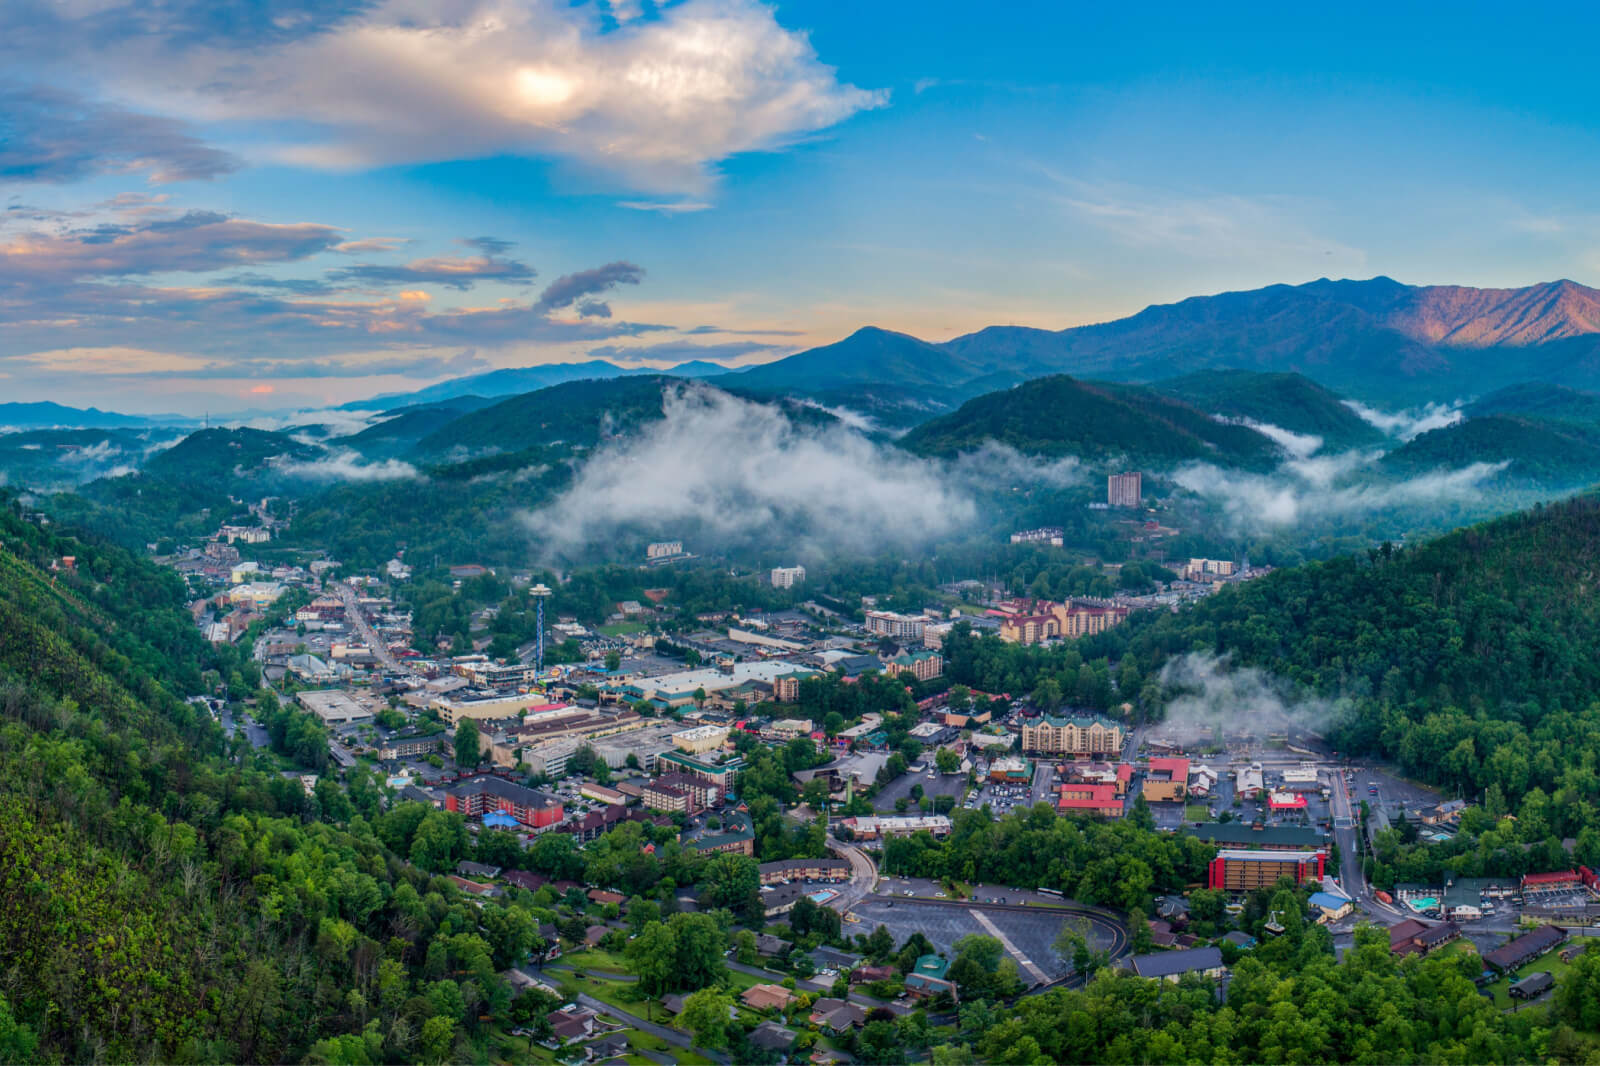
left=770, top=566, right=807, bottom=589
left=1107, top=472, right=1143, bottom=508
left=772, top=671, right=809, bottom=703
left=686, top=811, right=755, bottom=856
left=379, top=733, right=442, bottom=759
left=994, top=599, right=1128, bottom=645
left=885, top=650, right=944, bottom=681
left=656, top=750, right=744, bottom=793
left=1010, top=527, right=1064, bottom=546
left=1057, top=782, right=1124, bottom=817
left=1206, top=849, right=1325, bottom=890
left=838, top=815, right=952, bottom=840
left=758, top=858, right=851, bottom=884
left=642, top=780, right=693, bottom=813
left=1142, top=756, right=1191, bottom=803
left=452, top=659, right=538, bottom=692
left=672, top=724, right=729, bottom=754
left=646, top=541, right=684, bottom=561
left=653, top=772, right=721, bottom=810
left=1183, top=558, right=1235, bottom=581
left=1020, top=714, right=1124, bottom=757
left=444, top=775, right=564, bottom=829
left=863, top=610, right=927, bottom=640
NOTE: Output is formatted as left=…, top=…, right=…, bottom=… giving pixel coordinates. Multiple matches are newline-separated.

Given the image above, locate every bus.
left=1038, top=887, right=1064, bottom=898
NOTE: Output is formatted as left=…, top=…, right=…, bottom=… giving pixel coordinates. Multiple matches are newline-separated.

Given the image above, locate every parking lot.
left=872, top=768, right=968, bottom=813
left=850, top=896, right=1082, bottom=981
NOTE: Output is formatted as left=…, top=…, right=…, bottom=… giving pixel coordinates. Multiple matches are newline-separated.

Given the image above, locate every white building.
left=770, top=565, right=807, bottom=589
left=863, top=610, right=927, bottom=640
left=646, top=541, right=684, bottom=561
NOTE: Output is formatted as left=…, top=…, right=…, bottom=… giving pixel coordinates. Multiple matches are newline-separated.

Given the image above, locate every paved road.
left=1326, top=766, right=1408, bottom=924
left=826, top=834, right=879, bottom=913
left=517, top=970, right=728, bottom=1066
left=334, top=581, right=410, bottom=675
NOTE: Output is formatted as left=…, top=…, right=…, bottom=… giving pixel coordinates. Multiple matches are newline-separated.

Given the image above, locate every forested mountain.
left=0, top=400, right=173, bottom=429
left=338, top=398, right=495, bottom=458
left=415, top=375, right=682, bottom=455
left=0, top=494, right=668, bottom=1062
left=142, top=426, right=318, bottom=492
left=720, top=326, right=1005, bottom=391
left=1078, top=494, right=1600, bottom=807
left=1154, top=369, right=1388, bottom=449
left=900, top=374, right=1283, bottom=468
left=1379, top=415, right=1600, bottom=486
left=1465, top=382, right=1600, bottom=423
left=686, top=278, right=1600, bottom=403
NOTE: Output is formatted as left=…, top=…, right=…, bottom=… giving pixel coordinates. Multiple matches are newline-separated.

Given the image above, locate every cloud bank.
left=522, top=385, right=1076, bottom=559
left=1154, top=652, right=1346, bottom=745
left=1343, top=399, right=1463, bottom=441
left=271, top=448, right=419, bottom=482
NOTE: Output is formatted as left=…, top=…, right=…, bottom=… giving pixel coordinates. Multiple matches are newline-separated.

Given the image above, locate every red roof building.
left=1523, top=869, right=1584, bottom=890
left=1267, top=791, right=1308, bottom=812
left=1057, top=783, right=1124, bottom=818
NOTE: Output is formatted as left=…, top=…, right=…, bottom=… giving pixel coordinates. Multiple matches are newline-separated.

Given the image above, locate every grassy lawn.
left=599, top=621, right=645, bottom=636
left=560, top=948, right=634, bottom=975
left=1184, top=804, right=1211, bottom=821
left=1479, top=948, right=1576, bottom=1009
left=560, top=970, right=653, bottom=1014
left=619, top=1029, right=714, bottom=1066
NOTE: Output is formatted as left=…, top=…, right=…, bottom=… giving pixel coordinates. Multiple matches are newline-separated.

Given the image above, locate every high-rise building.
left=770, top=565, right=807, bottom=588
left=863, top=610, right=926, bottom=640
left=1107, top=472, right=1143, bottom=508
left=1021, top=714, right=1124, bottom=756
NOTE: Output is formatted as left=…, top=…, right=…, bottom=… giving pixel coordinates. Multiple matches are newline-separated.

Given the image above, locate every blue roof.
left=1308, top=891, right=1351, bottom=909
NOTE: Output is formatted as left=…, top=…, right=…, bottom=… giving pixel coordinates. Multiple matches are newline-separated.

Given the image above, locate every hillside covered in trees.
left=1073, top=494, right=1600, bottom=821
left=900, top=374, right=1284, bottom=468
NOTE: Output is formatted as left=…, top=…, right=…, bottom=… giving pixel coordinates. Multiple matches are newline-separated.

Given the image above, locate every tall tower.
left=529, top=583, right=553, bottom=673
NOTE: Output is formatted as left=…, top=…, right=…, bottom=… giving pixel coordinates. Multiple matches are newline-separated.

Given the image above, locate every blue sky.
left=1, top=0, right=1597, bottom=413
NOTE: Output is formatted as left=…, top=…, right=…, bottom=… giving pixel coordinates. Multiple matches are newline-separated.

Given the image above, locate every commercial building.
left=641, top=780, right=693, bottom=813
left=1388, top=919, right=1461, bottom=957
left=1021, top=715, right=1124, bottom=757
left=452, top=659, right=537, bottom=692
left=580, top=783, right=626, bottom=806
left=863, top=610, right=928, bottom=640
left=1510, top=972, right=1555, bottom=1000
left=1126, top=946, right=1225, bottom=982
left=770, top=566, right=807, bottom=588
left=1182, top=823, right=1327, bottom=852
left=1484, top=925, right=1566, bottom=972
left=432, top=692, right=547, bottom=726
left=652, top=772, right=721, bottom=810
left=1107, top=471, right=1143, bottom=508
left=994, top=599, right=1129, bottom=645
left=759, top=858, right=851, bottom=884
left=1183, top=558, right=1234, bottom=581
left=1308, top=891, right=1354, bottom=922
left=838, top=815, right=952, bottom=840
left=905, top=954, right=957, bottom=1000
left=672, top=724, right=729, bottom=754
left=761, top=718, right=814, bottom=741
left=1142, top=757, right=1190, bottom=803
left=297, top=689, right=376, bottom=725
left=884, top=649, right=944, bottom=681
left=685, top=810, right=755, bottom=856
left=646, top=541, right=684, bottom=561
left=1010, top=527, right=1064, bottom=546
left=1057, top=783, right=1124, bottom=817
left=619, top=661, right=820, bottom=709
left=989, top=756, right=1032, bottom=783
left=378, top=732, right=442, bottom=759
left=656, top=749, right=744, bottom=792
left=1207, top=849, right=1326, bottom=890
left=443, top=775, right=563, bottom=829
left=1522, top=870, right=1586, bottom=893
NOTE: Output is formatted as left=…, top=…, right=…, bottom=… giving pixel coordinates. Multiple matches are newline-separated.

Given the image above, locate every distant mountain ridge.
left=714, top=277, right=1600, bottom=403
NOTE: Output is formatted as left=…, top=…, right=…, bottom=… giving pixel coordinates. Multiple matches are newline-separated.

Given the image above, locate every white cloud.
left=1173, top=459, right=1508, bottom=531
left=522, top=385, right=965, bottom=557
left=1154, top=652, right=1345, bottom=747
left=1342, top=399, right=1463, bottom=441
left=89, top=0, right=886, bottom=196
left=272, top=448, right=419, bottom=481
